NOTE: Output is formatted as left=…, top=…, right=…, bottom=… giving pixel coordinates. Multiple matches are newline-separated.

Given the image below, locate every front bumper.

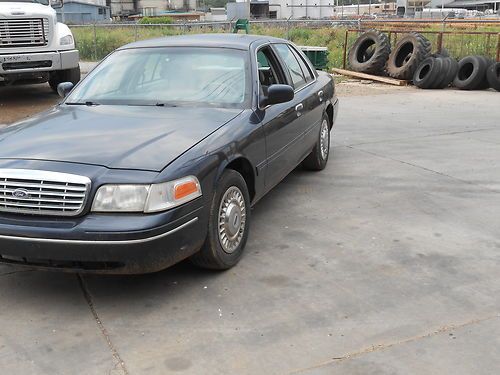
left=0, top=201, right=207, bottom=274
left=0, top=49, right=79, bottom=75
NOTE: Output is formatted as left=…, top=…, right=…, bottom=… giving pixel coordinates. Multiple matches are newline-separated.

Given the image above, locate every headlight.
left=59, top=35, right=74, bottom=46
left=91, top=176, right=202, bottom=213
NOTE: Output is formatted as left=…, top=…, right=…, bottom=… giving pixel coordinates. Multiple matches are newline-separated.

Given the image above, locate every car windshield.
left=0, top=0, right=50, bottom=5
left=66, top=47, right=250, bottom=108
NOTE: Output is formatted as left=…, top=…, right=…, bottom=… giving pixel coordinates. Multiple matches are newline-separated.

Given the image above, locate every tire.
left=302, top=114, right=330, bottom=171
left=190, top=169, right=251, bottom=270
left=49, top=66, right=81, bottom=92
left=476, top=56, right=492, bottom=90
left=386, top=33, right=431, bottom=80
left=453, top=56, right=489, bottom=90
left=430, top=57, right=450, bottom=89
left=486, top=62, right=500, bottom=92
left=437, top=57, right=459, bottom=89
left=348, top=30, right=391, bottom=75
left=431, top=47, right=450, bottom=58
left=413, top=57, right=443, bottom=89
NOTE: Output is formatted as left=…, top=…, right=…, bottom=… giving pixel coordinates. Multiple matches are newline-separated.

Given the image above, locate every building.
left=109, top=0, right=197, bottom=18
left=241, top=0, right=396, bottom=19
left=57, top=0, right=111, bottom=23
left=396, top=0, right=500, bottom=15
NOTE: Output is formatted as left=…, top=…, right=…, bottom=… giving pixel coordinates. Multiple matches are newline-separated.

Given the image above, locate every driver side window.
left=256, top=46, right=285, bottom=96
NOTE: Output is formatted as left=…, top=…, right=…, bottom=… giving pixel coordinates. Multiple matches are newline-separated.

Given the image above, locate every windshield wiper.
left=65, top=101, right=101, bottom=106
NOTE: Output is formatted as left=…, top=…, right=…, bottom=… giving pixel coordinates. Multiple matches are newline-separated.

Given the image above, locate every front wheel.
left=190, top=169, right=251, bottom=270
left=302, top=114, right=331, bottom=171
left=49, top=66, right=81, bottom=92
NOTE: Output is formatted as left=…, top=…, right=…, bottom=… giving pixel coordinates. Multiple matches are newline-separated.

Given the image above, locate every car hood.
left=0, top=105, right=243, bottom=172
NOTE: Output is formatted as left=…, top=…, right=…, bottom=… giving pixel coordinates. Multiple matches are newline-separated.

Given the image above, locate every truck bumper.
left=0, top=49, right=79, bottom=75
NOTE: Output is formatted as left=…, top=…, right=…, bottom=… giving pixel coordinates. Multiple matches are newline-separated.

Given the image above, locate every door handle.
left=318, top=90, right=324, bottom=102
left=295, top=103, right=304, bottom=117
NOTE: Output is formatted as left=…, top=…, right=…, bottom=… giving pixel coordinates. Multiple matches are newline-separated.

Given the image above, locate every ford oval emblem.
left=12, top=189, right=30, bottom=199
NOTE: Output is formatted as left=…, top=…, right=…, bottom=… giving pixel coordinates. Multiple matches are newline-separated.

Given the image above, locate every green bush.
left=139, top=16, right=174, bottom=25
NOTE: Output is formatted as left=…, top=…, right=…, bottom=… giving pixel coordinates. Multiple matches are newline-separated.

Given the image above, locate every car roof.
left=118, top=33, right=289, bottom=51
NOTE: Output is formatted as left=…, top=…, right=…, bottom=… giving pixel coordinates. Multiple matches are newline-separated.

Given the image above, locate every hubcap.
left=320, top=119, right=329, bottom=160
left=218, top=186, right=246, bottom=254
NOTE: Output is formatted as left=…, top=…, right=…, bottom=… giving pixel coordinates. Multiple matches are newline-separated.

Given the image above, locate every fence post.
left=497, top=33, right=500, bottom=62
left=134, top=23, right=138, bottom=41
left=437, top=32, right=443, bottom=54
left=342, top=29, right=348, bottom=69
left=93, top=24, right=97, bottom=61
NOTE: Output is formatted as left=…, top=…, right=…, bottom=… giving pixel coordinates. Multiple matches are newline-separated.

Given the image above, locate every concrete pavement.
left=0, top=88, right=499, bottom=374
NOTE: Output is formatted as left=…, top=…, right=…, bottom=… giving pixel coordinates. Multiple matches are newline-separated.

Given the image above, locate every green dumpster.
left=299, top=46, right=329, bottom=71
left=233, top=19, right=250, bottom=34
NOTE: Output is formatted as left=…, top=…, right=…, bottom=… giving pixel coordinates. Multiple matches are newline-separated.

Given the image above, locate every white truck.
left=0, top=0, right=80, bottom=92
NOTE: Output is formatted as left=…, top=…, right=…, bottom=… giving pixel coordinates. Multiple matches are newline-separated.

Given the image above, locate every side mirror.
left=260, top=84, right=294, bottom=108
left=51, top=0, right=63, bottom=9
left=57, top=82, right=74, bottom=98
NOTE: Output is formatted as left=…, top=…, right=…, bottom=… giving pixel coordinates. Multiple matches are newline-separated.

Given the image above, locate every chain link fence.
left=70, top=19, right=500, bottom=68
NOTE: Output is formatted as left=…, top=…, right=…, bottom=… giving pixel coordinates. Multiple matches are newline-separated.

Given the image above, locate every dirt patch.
left=334, top=76, right=418, bottom=97
left=0, top=84, right=59, bottom=125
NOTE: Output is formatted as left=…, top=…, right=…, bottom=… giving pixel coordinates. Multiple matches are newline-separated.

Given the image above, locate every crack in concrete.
left=345, top=145, right=500, bottom=194
left=289, top=314, right=500, bottom=374
left=77, top=274, right=129, bottom=375
left=0, top=269, right=33, bottom=277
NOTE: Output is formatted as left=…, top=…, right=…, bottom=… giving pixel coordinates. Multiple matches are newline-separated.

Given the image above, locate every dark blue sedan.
left=0, top=34, right=339, bottom=274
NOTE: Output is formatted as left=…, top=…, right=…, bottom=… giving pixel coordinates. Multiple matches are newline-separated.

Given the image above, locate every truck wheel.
left=348, top=30, right=391, bottom=75
left=49, top=66, right=81, bottom=92
left=386, top=33, right=431, bottom=80
left=190, top=169, right=251, bottom=270
left=302, top=114, right=330, bottom=171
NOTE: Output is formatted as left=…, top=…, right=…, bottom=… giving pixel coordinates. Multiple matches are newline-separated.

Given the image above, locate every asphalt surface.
left=0, top=87, right=499, bottom=374
left=0, top=62, right=95, bottom=125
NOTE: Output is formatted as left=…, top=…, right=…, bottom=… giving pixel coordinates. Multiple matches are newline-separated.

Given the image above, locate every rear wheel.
left=190, top=169, right=251, bottom=270
left=49, top=66, right=81, bottom=92
left=302, top=114, right=330, bottom=171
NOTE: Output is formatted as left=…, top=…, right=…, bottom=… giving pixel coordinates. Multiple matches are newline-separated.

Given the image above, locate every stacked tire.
left=347, top=31, right=499, bottom=92
left=486, top=62, right=500, bottom=92
left=453, top=56, right=496, bottom=91
left=413, top=56, right=458, bottom=89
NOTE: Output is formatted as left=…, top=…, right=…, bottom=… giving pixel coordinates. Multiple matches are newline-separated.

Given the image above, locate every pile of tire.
left=413, top=55, right=458, bottom=89
left=453, top=56, right=500, bottom=91
left=348, top=31, right=432, bottom=80
left=414, top=55, right=500, bottom=92
left=347, top=30, right=500, bottom=92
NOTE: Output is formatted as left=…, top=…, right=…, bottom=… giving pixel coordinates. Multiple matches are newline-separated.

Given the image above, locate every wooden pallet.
left=332, top=68, right=409, bottom=86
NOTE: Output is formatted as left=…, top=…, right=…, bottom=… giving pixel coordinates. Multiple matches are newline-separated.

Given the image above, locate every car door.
left=274, top=43, right=324, bottom=159
left=256, top=45, right=306, bottom=191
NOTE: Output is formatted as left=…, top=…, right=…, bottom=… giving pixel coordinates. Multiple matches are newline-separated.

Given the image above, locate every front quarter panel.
left=156, top=109, right=266, bottom=210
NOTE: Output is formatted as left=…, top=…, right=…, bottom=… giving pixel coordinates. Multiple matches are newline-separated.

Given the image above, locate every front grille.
left=0, top=18, right=49, bottom=48
left=2, top=60, right=52, bottom=71
left=0, top=169, right=91, bottom=217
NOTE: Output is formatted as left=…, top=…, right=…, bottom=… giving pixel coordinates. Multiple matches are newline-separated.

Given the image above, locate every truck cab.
left=0, top=0, right=80, bottom=92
